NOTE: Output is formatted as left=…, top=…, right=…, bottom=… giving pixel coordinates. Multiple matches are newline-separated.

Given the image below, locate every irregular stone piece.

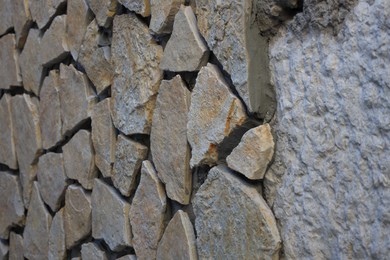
left=24, top=182, right=52, bottom=260
left=37, top=153, right=68, bottom=212
left=29, top=0, right=66, bottom=29
left=117, top=255, right=137, bottom=260
left=92, top=179, right=132, bottom=251
left=160, top=5, right=209, bottom=72
left=149, top=0, right=184, bottom=34
left=59, top=64, right=97, bottom=135
left=64, top=185, right=92, bottom=249
left=194, top=165, right=281, bottom=259
left=151, top=76, right=191, bottom=204
left=119, top=0, right=150, bottom=17
left=187, top=63, right=248, bottom=167
left=86, top=0, right=118, bottom=27
left=0, top=34, right=22, bottom=89
left=0, top=240, right=8, bottom=260
left=111, top=14, right=163, bottom=135
left=0, top=172, right=24, bottom=239
left=0, top=95, right=17, bottom=169
left=91, top=98, right=116, bottom=178
left=63, top=130, right=97, bottom=190
left=11, top=0, right=32, bottom=48
left=9, top=232, right=24, bottom=260
left=156, top=210, right=197, bottom=260
left=196, top=0, right=275, bottom=119
left=130, top=160, right=167, bottom=259
left=81, top=242, right=108, bottom=260
left=0, top=0, right=13, bottom=35
left=49, top=209, right=66, bottom=260
left=113, top=135, right=148, bottom=197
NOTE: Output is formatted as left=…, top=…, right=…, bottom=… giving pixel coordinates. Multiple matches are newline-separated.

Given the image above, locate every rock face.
left=111, top=14, right=163, bottom=135
left=9, top=232, right=24, bottom=260
left=194, top=165, right=281, bottom=259
left=81, top=242, right=108, bottom=260
left=119, top=0, right=150, bottom=16
left=0, top=34, right=21, bottom=89
left=130, top=161, right=167, bottom=259
left=0, top=172, right=25, bottom=239
left=29, top=0, right=66, bottom=29
left=49, top=209, right=67, bottom=260
left=11, top=0, right=32, bottom=49
left=150, top=0, right=184, bottom=34
left=160, top=5, right=209, bottom=72
left=151, top=76, right=192, bottom=204
left=195, top=0, right=275, bottom=119
left=86, top=0, right=118, bottom=28
left=227, top=124, right=274, bottom=180
left=0, top=95, right=17, bottom=169
left=156, top=210, right=197, bottom=260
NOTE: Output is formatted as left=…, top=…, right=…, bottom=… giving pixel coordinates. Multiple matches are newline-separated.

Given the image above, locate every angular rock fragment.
left=160, top=5, right=209, bottom=72
left=119, top=0, right=150, bottom=17
left=64, top=185, right=92, bottom=249
left=151, top=76, right=192, bottom=204
left=156, top=210, right=197, bottom=260
left=113, top=135, right=148, bottom=197
left=24, top=182, right=52, bottom=260
left=91, top=98, right=116, bottom=178
left=49, top=209, right=66, bottom=260
left=29, top=0, right=66, bottom=29
left=117, top=255, right=137, bottom=260
left=81, top=242, right=108, bottom=260
left=11, top=0, right=32, bottom=49
left=149, top=0, right=184, bottom=34
left=130, top=160, right=167, bottom=259
left=0, top=0, right=13, bottom=35
left=111, top=14, right=163, bottom=135
left=63, top=130, right=97, bottom=190
left=0, top=34, right=22, bottom=89
left=0, top=172, right=25, bottom=239
left=9, top=232, right=24, bottom=260
left=227, top=124, right=274, bottom=180
left=0, top=95, right=17, bottom=169
left=0, top=240, right=8, bottom=260
left=37, top=153, right=68, bottom=212
left=92, top=179, right=132, bottom=251
left=194, top=165, right=281, bottom=259
left=86, top=0, right=118, bottom=28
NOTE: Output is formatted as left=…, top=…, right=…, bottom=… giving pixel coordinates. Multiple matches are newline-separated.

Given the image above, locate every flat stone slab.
left=10, top=0, right=32, bottom=49
left=29, top=0, right=66, bottom=29
left=0, top=34, right=21, bottom=89
left=86, top=0, right=118, bottom=28
left=194, top=165, right=281, bottom=259
left=81, top=242, right=108, bottom=260
left=0, top=0, right=13, bottom=35
left=119, top=0, right=150, bottom=17
left=0, top=95, right=17, bottom=169
left=49, top=209, right=67, bottom=260
left=9, top=231, right=24, bottom=260
left=149, top=0, right=184, bottom=34
left=151, top=75, right=192, bottom=204
left=111, top=14, right=163, bottom=135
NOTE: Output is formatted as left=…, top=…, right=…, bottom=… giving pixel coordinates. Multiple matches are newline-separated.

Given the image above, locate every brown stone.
left=81, top=242, right=108, bottom=260
left=29, top=0, right=66, bottom=29
left=49, top=209, right=67, bottom=260
left=149, top=0, right=184, bottom=34
left=119, top=0, right=150, bottom=17
left=10, top=0, right=32, bottom=49
left=86, top=0, right=118, bottom=28
left=0, top=95, right=17, bottom=169
left=9, top=232, right=24, bottom=260
left=0, top=34, right=22, bottom=89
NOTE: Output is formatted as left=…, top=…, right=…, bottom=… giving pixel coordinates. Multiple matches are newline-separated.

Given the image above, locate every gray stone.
left=9, top=232, right=24, bottom=260
left=37, top=153, right=68, bottom=212
left=10, top=0, right=32, bottom=49
left=86, top=0, right=118, bottom=28
left=119, top=0, right=150, bottom=17
left=194, top=165, right=281, bottom=259
left=130, top=161, right=167, bottom=260
left=91, top=98, right=116, bottom=178
left=116, top=255, right=137, bottom=260
left=156, top=210, right=197, bottom=260
left=29, top=0, right=66, bottom=29
left=0, top=240, right=8, bottom=260
left=160, top=5, right=209, bottom=72
left=0, top=95, right=17, bottom=169
left=63, top=130, right=97, bottom=190
left=64, top=185, right=92, bottom=249
left=92, top=179, right=132, bottom=251
left=112, top=135, right=148, bottom=197
left=81, top=242, right=108, bottom=260
left=149, top=0, right=184, bottom=34
left=0, top=0, right=13, bottom=35
left=24, top=182, right=52, bottom=260
left=0, top=34, right=21, bottom=89
left=111, top=14, right=163, bottom=135
left=0, top=172, right=25, bottom=239
left=49, top=209, right=66, bottom=260
left=151, top=76, right=192, bottom=204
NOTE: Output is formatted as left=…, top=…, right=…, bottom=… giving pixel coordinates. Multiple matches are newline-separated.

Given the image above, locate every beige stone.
left=111, top=14, right=163, bottom=135
left=0, top=0, right=13, bottom=35
left=81, top=242, right=108, bottom=260
left=160, top=5, right=209, bottom=72
left=149, top=0, right=184, bottom=34
left=0, top=172, right=25, bottom=239
left=78, top=19, right=114, bottom=95
left=92, top=179, right=132, bottom=251
left=151, top=76, right=191, bottom=204
left=63, top=130, right=97, bottom=190
left=0, top=95, right=17, bottom=169
left=29, top=0, right=66, bottom=29
left=49, top=209, right=66, bottom=260
left=130, top=160, right=167, bottom=260
left=10, top=0, right=32, bottom=48
left=113, top=134, right=148, bottom=197
left=24, top=182, right=52, bottom=260
left=9, top=232, right=24, bottom=260
left=64, top=185, right=92, bottom=249
left=0, top=239, right=8, bottom=260
left=86, top=0, right=118, bottom=28
left=0, top=34, right=21, bottom=89
left=194, top=165, right=281, bottom=259
left=156, top=210, right=197, bottom=260
left=91, top=98, right=116, bottom=178
left=119, top=0, right=150, bottom=17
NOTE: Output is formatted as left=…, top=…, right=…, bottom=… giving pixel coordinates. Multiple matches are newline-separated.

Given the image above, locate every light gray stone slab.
left=149, top=0, right=184, bottom=34
left=0, top=95, right=17, bottom=169
left=10, top=0, right=32, bottom=49
left=86, top=0, right=118, bottom=28
left=9, top=232, right=24, bottom=260
left=81, top=242, right=108, bottom=260
left=0, top=34, right=21, bottom=89
left=48, top=209, right=66, bottom=260
left=119, top=0, right=150, bottom=17
left=29, top=0, right=66, bottom=29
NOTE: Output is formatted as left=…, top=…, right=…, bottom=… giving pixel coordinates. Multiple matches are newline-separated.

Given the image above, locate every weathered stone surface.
left=160, top=5, right=208, bottom=72
left=151, top=76, right=191, bottom=204
left=194, top=165, right=281, bottom=259
left=10, top=0, right=32, bottom=49
left=91, top=98, right=116, bottom=178
left=92, top=179, right=131, bottom=251
left=116, top=255, right=137, bottom=260
left=187, top=63, right=248, bottom=167
left=64, top=185, right=92, bottom=249
left=24, top=182, right=52, bottom=260
left=49, top=209, right=66, bottom=260
left=149, top=0, right=184, bottom=34
left=59, top=64, right=97, bottom=135
left=227, top=124, right=274, bottom=180
left=195, top=0, right=275, bottom=119
left=9, top=232, right=24, bottom=260
left=29, top=0, right=66, bottom=29
left=63, top=130, right=97, bottom=190
left=119, top=0, right=150, bottom=16
left=0, top=240, right=8, bottom=260
left=37, top=153, right=68, bottom=212
left=112, top=135, right=148, bottom=197
left=81, top=242, right=108, bottom=260
left=86, top=0, right=118, bottom=28
left=130, top=160, right=167, bottom=259
left=0, top=34, right=21, bottom=89
left=39, top=70, right=62, bottom=149
left=0, top=172, right=24, bottom=239
left=156, top=210, right=197, bottom=260
left=0, top=0, right=12, bottom=35
left=0, top=95, right=17, bottom=169
left=111, top=14, right=163, bottom=135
